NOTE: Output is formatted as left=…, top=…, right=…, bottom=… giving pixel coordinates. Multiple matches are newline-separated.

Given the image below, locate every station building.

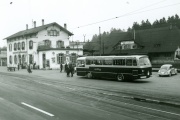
left=4, top=20, right=83, bottom=69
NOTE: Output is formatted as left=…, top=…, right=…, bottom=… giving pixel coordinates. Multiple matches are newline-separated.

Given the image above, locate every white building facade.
left=4, top=20, right=83, bottom=69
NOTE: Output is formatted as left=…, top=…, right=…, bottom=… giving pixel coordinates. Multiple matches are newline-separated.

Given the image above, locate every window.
left=77, top=60, right=85, bottom=67
left=113, top=59, right=125, bottom=65
left=86, top=59, right=94, bottom=65
left=104, top=58, right=113, bottom=65
left=14, top=55, right=17, bottom=64
left=126, top=59, right=133, bottom=66
left=57, top=53, right=64, bottom=64
left=29, top=54, right=33, bottom=64
left=56, top=41, right=64, bottom=48
left=18, top=42, right=21, bottom=50
left=66, top=51, right=69, bottom=55
left=9, top=44, right=12, bottom=51
left=29, top=40, right=33, bottom=49
left=133, top=59, right=137, bottom=66
left=14, top=43, right=17, bottom=51
left=48, top=30, right=59, bottom=36
left=18, top=54, right=21, bottom=64
left=139, top=57, right=151, bottom=66
left=22, top=42, right=25, bottom=50
left=70, top=53, right=77, bottom=64
left=22, top=55, right=26, bottom=64
left=164, top=53, right=171, bottom=57
left=154, top=44, right=161, bottom=48
left=44, top=40, right=51, bottom=47
left=9, top=55, right=12, bottom=64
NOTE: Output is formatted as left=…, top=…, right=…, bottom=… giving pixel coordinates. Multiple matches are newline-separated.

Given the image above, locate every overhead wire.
left=73, top=1, right=180, bottom=29
left=72, top=1, right=180, bottom=41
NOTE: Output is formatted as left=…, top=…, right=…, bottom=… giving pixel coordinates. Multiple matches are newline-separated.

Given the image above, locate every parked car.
left=158, top=64, right=177, bottom=77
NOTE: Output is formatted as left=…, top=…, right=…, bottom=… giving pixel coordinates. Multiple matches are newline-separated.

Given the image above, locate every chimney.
left=64, top=23, right=67, bottom=29
left=26, top=24, right=28, bottom=30
left=34, top=21, right=36, bottom=28
left=42, top=19, right=44, bottom=25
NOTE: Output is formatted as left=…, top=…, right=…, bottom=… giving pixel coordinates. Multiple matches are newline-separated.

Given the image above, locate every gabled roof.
left=4, top=22, right=73, bottom=40
left=134, top=26, right=180, bottom=52
left=111, top=26, right=180, bottom=55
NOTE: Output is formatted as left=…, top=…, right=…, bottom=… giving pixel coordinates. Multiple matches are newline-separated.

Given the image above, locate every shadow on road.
left=77, top=76, right=151, bottom=84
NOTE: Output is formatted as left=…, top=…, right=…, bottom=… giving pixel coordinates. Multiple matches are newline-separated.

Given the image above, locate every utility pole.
left=83, top=34, right=86, bottom=42
left=102, top=29, right=104, bottom=55
left=99, top=27, right=101, bottom=56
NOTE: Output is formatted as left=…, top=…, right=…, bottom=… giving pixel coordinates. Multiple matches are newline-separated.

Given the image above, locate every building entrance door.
left=42, top=53, right=46, bottom=68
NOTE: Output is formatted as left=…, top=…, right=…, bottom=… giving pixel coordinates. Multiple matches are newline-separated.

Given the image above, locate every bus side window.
left=113, top=60, right=118, bottom=65
left=104, top=59, right=113, bottom=65
left=96, top=60, right=102, bottom=65
left=114, top=59, right=125, bottom=65
left=86, top=60, right=90, bottom=65
left=126, top=59, right=132, bottom=66
left=121, top=59, right=125, bottom=65
left=133, top=59, right=137, bottom=66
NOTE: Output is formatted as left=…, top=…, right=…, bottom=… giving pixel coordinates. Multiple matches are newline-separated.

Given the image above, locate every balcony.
left=37, top=45, right=83, bottom=51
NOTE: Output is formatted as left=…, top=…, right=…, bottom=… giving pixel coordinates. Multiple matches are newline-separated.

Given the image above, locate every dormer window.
left=47, top=30, right=59, bottom=36
left=154, top=44, right=161, bottom=47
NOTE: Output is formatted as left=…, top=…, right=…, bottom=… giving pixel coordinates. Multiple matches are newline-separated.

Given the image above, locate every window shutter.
left=47, top=30, right=50, bottom=36
left=56, top=41, right=58, bottom=48
left=57, top=54, right=59, bottom=64
left=63, top=55, right=66, bottom=64
left=62, top=41, right=64, bottom=47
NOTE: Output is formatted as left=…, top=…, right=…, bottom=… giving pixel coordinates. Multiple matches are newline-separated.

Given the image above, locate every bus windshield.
left=139, top=57, right=151, bottom=66
left=77, top=60, right=85, bottom=67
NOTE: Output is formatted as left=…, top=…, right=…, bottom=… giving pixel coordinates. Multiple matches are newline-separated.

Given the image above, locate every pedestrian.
left=69, top=62, right=74, bottom=77
left=33, top=62, right=36, bottom=69
left=66, top=63, right=70, bottom=77
left=27, top=64, right=32, bottom=73
left=60, top=63, right=63, bottom=72
left=65, top=63, right=68, bottom=72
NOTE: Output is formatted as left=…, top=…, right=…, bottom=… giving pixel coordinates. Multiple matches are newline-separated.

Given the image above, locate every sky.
left=0, top=0, right=180, bottom=47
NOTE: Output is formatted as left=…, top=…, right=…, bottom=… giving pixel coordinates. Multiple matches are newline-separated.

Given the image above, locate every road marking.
left=21, top=102, right=54, bottom=117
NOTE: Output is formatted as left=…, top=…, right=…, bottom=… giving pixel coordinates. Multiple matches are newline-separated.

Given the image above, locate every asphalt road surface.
left=0, top=70, right=179, bottom=120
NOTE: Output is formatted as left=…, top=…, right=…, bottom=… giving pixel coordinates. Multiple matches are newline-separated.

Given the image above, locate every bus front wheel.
left=87, top=72, right=93, bottom=79
left=116, top=74, right=124, bottom=81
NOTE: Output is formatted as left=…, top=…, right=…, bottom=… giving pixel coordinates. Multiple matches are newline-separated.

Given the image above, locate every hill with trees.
left=84, top=14, right=180, bottom=55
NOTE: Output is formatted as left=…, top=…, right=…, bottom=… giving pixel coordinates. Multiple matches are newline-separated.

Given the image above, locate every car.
left=158, top=64, right=177, bottom=77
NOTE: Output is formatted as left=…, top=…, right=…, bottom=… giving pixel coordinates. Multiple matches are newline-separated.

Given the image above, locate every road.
left=0, top=68, right=179, bottom=120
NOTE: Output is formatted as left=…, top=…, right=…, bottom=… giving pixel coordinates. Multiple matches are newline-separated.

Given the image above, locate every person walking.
left=65, top=63, right=68, bottom=73
left=69, top=62, right=74, bottom=77
left=60, top=63, right=63, bottom=72
left=27, top=64, right=32, bottom=73
left=66, top=63, right=70, bottom=77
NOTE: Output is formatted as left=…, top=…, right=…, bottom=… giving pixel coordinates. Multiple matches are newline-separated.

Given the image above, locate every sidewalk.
left=0, top=66, right=70, bottom=80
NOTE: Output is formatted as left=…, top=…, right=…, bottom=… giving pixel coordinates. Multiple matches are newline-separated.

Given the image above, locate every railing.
left=37, top=45, right=83, bottom=51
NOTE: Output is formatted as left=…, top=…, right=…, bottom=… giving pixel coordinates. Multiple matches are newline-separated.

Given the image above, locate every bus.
left=76, top=55, right=152, bottom=81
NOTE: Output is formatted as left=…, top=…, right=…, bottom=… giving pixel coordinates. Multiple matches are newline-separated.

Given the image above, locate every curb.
left=122, top=96, right=180, bottom=107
